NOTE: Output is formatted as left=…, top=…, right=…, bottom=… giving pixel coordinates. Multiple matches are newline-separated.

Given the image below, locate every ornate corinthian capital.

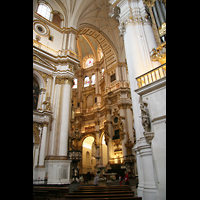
left=116, top=0, right=151, bottom=37
left=118, top=22, right=126, bottom=37
left=143, top=0, right=156, bottom=7
left=55, top=76, right=74, bottom=86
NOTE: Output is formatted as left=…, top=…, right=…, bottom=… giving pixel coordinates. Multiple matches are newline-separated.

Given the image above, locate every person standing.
left=119, top=175, right=122, bottom=185
left=94, top=173, right=99, bottom=186
left=124, top=171, right=129, bottom=185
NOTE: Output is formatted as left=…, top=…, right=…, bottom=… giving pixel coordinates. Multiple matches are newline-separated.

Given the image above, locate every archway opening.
left=82, top=136, right=95, bottom=174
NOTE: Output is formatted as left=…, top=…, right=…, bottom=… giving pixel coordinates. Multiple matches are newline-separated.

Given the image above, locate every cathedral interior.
left=33, top=0, right=166, bottom=199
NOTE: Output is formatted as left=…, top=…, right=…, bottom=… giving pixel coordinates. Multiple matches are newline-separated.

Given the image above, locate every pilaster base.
left=134, top=137, right=157, bottom=200
left=33, top=165, right=46, bottom=180
left=45, top=160, right=72, bottom=184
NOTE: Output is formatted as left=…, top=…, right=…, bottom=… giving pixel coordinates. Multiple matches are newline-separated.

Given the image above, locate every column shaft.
left=59, top=82, right=72, bottom=156
left=38, top=123, right=48, bottom=166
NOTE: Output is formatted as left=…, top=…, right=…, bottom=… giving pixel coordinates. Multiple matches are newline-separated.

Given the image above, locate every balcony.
left=136, top=63, right=166, bottom=88
left=33, top=39, right=79, bottom=59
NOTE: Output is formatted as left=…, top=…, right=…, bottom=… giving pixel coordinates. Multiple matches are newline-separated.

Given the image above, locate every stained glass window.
left=91, top=75, right=95, bottom=85
left=72, top=78, right=77, bottom=88
left=37, top=4, right=51, bottom=20
left=84, top=76, right=90, bottom=87
left=101, top=68, right=105, bottom=79
left=86, top=58, right=93, bottom=68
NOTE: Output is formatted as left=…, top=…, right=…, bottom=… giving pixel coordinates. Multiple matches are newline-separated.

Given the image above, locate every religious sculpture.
left=140, top=102, right=150, bottom=133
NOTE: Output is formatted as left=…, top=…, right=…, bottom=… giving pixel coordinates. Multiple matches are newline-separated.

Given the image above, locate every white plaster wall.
left=33, top=23, right=63, bottom=52
left=151, top=120, right=166, bottom=200
left=82, top=147, right=92, bottom=174
left=142, top=87, right=166, bottom=120
left=141, top=86, right=166, bottom=200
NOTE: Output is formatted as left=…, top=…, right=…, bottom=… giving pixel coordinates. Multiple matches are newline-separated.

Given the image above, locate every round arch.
left=33, top=69, right=46, bottom=89
left=77, top=25, right=119, bottom=69
left=80, top=133, right=96, bottom=147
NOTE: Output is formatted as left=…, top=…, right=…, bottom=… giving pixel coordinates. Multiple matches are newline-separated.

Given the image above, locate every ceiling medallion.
left=33, top=20, right=50, bottom=37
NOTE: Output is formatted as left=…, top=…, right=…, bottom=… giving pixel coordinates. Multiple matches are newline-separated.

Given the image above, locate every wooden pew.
left=33, top=186, right=69, bottom=199
left=79, top=185, right=130, bottom=189
left=64, top=197, right=142, bottom=200
left=71, top=190, right=134, bottom=195
left=65, top=193, right=134, bottom=198
left=78, top=185, right=132, bottom=191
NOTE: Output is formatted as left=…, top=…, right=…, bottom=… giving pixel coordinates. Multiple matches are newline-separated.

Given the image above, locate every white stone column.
left=58, top=78, right=73, bottom=156
left=95, top=68, right=99, bottom=94
left=134, top=137, right=157, bottom=200
left=113, top=1, right=158, bottom=199
left=50, top=75, right=56, bottom=105
left=118, top=107, right=127, bottom=157
left=33, top=145, right=39, bottom=168
left=38, top=122, right=48, bottom=166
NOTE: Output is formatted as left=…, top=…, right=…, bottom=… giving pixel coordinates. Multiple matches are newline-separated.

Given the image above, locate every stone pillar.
left=118, top=107, right=127, bottom=157
left=112, top=0, right=158, bottom=199
left=134, top=137, right=157, bottom=199
left=38, top=122, right=48, bottom=166
left=50, top=75, right=56, bottom=105
left=95, top=67, right=99, bottom=94
left=106, top=109, right=113, bottom=161
left=52, top=76, right=73, bottom=158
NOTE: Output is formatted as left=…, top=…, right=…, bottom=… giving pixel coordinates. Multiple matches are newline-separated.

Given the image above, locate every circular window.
left=33, top=20, right=50, bottom=37
left=37, top=26, right=44, bottom=32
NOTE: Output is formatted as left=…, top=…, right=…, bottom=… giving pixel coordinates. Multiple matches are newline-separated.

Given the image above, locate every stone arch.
left=80, top=133, right=96, bottom=147
left=33, top=69, right=46, bottom=89
left=78, top=25, right=119, bottom=69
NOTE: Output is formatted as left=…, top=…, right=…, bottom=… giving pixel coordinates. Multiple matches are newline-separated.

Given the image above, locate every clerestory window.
left=37, top=4, right=51, bottom=20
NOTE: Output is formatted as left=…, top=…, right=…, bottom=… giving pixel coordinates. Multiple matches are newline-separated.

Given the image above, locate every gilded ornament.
left=125, top=137, right=134, bottom=156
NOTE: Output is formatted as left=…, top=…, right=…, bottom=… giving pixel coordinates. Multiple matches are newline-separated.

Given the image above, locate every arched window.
left=91, top=74, right=95, bottom=85
left=84, top=76, right=90, bottom=87
left=72, top=78, right=77, bottom=88
left=86, top=58, right=93, bottom=68
left=52, top=13, right=62, bottom=27
left=33, top=77, right=39, bottom=110
left=37, top=4, right=51, bottom=20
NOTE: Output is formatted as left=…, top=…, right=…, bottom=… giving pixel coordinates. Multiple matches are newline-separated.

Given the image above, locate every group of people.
left=94, top=171, right=129, bottom=186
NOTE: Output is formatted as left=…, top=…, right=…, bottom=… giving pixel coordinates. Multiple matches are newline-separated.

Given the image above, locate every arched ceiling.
left=77, top=35, right=99, bottom=60
left=53, top=0, right=125, bottom=62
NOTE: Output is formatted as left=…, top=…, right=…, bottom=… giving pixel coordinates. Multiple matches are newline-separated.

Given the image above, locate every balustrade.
left=136, top=63, right=166, bottom=88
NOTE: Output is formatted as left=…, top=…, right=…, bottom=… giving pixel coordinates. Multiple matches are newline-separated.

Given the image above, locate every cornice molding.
left=134, top=76, right=166, bottom=96
left=34, top=13, right=78, bottom=34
